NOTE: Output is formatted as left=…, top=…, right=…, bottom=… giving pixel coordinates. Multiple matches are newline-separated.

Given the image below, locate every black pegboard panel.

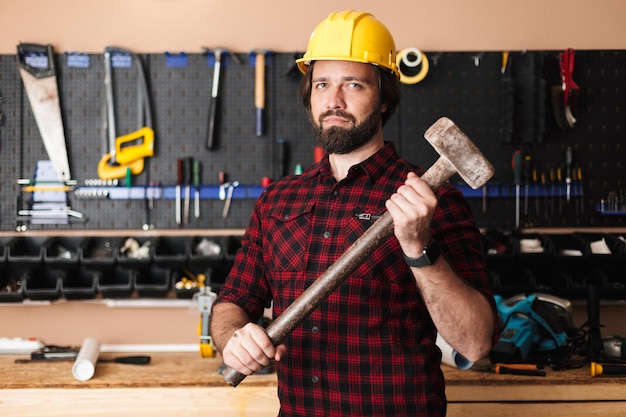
left=1, top=50, right=626, bottom=231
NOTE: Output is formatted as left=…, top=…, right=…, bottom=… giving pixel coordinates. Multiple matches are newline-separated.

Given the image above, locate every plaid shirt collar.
left=302, top=141, right=400, bottom=184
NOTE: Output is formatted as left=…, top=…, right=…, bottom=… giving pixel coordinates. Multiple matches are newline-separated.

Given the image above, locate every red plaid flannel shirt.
left=215, top=141, right=497, bottom=417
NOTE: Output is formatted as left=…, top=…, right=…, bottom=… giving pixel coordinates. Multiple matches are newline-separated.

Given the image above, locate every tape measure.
left=396, top=48, right=429, bottom=85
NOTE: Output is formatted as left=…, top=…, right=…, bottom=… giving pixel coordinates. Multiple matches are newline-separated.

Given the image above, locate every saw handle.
left=17, top=43, right=55, bottom=78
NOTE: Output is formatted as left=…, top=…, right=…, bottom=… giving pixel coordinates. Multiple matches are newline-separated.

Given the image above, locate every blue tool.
left=490, top=293, right=572, bottom=364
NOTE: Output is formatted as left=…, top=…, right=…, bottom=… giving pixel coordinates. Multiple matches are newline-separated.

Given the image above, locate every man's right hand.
left=221, top=322, right=285, bottom=375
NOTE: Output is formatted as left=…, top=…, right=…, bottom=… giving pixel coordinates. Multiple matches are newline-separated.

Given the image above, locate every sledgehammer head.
left=423, top=117, right=495, bottom=190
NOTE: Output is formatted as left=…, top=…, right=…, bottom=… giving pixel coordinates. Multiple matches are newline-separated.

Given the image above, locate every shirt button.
left=323, top=231, right=331, bottom=239
left=311, top=326, right=319, bottom=334
left=333, top=190, right=339, bottom=196
left=312, top=376, right=320, bottom=384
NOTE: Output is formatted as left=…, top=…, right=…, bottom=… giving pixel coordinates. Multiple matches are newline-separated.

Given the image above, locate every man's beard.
left=310, top=108, right=382, bottom=155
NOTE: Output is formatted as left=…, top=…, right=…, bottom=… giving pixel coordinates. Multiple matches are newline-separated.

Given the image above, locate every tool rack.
left=0, top=50, right=626, bottom=232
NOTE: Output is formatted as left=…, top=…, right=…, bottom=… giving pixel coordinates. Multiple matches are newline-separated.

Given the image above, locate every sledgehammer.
left=222, top=117, right=495, bottom=386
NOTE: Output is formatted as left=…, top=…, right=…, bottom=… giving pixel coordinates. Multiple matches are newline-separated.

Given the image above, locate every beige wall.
left=1, top=0, right=625, bottom=54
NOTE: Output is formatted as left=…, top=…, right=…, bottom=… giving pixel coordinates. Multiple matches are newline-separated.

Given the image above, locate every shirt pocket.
left=265, top=202, right=315, bottom=272
left=344, top=206, right=403, bottom=282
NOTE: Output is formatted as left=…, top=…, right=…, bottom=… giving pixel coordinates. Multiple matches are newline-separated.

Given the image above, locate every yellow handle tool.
left=98, top=154, right=145, bottom=180
left=114, top=127, right=154, bottom=164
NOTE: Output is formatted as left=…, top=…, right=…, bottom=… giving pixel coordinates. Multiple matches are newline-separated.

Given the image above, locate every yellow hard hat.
left=296, top=10, right=399, bottom=78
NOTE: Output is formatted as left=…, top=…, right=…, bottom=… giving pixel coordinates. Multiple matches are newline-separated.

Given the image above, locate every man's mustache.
left=319, top=110, right=356, bottom=124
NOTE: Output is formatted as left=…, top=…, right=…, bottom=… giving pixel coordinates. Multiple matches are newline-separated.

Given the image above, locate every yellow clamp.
left=97, top=127, right=154, bottom=180
left=396, top=48, right=429, bottom=85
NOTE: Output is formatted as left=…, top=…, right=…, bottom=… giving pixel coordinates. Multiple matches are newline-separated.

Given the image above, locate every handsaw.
left=17, top=43, right=71, bottom=182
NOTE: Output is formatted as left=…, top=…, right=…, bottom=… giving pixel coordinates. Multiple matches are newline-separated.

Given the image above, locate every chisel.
left=512, top=150, right=522, bottom=228
left=254, top=50, right=266, bottom=136
left=565, top=145, right=573, bottom=202
left=193, top=159, right=201, bottom=219
left=206, top=48, right=224, bottom=150
left=176, top=158, right=183, bottom=225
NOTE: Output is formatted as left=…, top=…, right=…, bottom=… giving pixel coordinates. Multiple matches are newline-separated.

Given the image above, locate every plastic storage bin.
left=116, top=236, right=154, bottom=269
left=134, top=266, right=172, bottom=298
left=153, top=236, right=190, bottom=268
left=22, top=268, right=64, bottom=301
left=7, top=236, right=48, bottom=269
left=43, top=236, right=83, bottom=266
left=80, top=237, right=119, bottom=268
left=97, top=267, right=135, bottom=298
left=188, top=236, right=225, bottom=270
left=62, top=267, right=100, bottom=300
left=0, top=267, right=25, bottom=302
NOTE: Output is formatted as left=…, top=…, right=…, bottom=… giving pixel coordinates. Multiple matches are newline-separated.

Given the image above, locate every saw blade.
left=18, top=53, right=71, bottom=182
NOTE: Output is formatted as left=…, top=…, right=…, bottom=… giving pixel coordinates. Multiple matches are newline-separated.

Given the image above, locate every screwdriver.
left=512, top=150, right=522, bottom=228
left=522, top=154, right=531, bottom=219
left=193, top=159, right=202, bottom=219
left=176, top=158, right=183, bottom=225
left=565, top=146, right=573, bottom=202
left=183, top=157, right=192, bottom=225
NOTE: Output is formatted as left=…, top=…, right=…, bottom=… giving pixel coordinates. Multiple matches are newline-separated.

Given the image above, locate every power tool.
left=490, top=293, right=574, bottom=364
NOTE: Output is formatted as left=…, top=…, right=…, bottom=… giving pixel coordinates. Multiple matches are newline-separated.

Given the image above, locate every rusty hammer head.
left=421, top=117, right=495, bottom=190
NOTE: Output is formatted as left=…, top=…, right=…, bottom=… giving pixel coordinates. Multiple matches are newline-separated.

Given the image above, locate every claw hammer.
left=222, top=117, right=495, bottom=386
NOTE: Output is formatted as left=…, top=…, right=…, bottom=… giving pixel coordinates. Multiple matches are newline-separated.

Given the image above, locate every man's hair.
left=299, top=62, right=401, bottom=127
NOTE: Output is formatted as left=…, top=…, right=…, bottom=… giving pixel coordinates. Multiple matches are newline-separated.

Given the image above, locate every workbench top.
left=2, top=353, right=626, bottom=417
left=1, top=352, right=622, bottom=392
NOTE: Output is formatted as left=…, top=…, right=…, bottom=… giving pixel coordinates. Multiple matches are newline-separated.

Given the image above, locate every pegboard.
left=1, top=49, right=625, bottom=231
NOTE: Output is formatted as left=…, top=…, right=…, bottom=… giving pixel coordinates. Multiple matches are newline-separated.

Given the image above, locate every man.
left=211, top=10, right=498, bottom=417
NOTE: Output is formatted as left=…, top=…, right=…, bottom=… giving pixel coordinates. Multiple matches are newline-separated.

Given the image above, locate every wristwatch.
left=403, top=238, right=440, bottom=268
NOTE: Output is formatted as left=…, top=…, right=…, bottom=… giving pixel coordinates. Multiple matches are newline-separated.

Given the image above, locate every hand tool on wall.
left=193, top=159, right=202, bottom=218
left=97, top=47, right=154, bottom=180
left=512, top=150, right=522, bottom=228
left=253, top=50, right=267, bottom=136
left=522, top=154, right=531, bottom=219
left=565, top=146, right=573, bottom=202
left=551, top=49, right=579, bottom=130
left=183, top=157, right=192, bottom=225
left=222, top=117, right=495, bottom=386
left=222, top=181, right=239, bottom=219
left=205, top=48, right=224, bottom=150
left=576, top=166, right=584, bottom=214
left=17, top=43, right=71, bottom=182
left=175, top=158, right=183, bottom=225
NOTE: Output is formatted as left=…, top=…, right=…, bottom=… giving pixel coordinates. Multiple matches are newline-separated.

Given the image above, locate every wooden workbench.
left=1, top=352, right=625, bottom=417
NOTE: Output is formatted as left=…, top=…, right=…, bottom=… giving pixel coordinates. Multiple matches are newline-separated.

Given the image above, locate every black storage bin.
left=153, top=236, right=190, bottom=268
left=172, top=268, right=206, bottom=299
left=62, top=267, right=99, bottom=300
left=531, top=264, right=572, bottom=299
left=0, top=267, right=25, bottom=302
left=7, top=236, right=47, bottom=268
left=493, top=266, right=535, bottom=298
left=22, top=268, right=64, bottom=301
left=80, top=237, right=119, bottom=268
left=0, top=236, right=14, bottom=265
left=575, top=233, right=626, bottom=299
left=97, top=267, right=135, bottom=298
left=188, top=236, right=225, bottom=269
left=116, top=236, right=154, bottom=269
left=44, top=236, right=83, bottom=266
left=134, top=266, right=172, bottom=298
left=224, top=235, right=243, bottom=261
left=483, top=230, right=516, bottom=274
